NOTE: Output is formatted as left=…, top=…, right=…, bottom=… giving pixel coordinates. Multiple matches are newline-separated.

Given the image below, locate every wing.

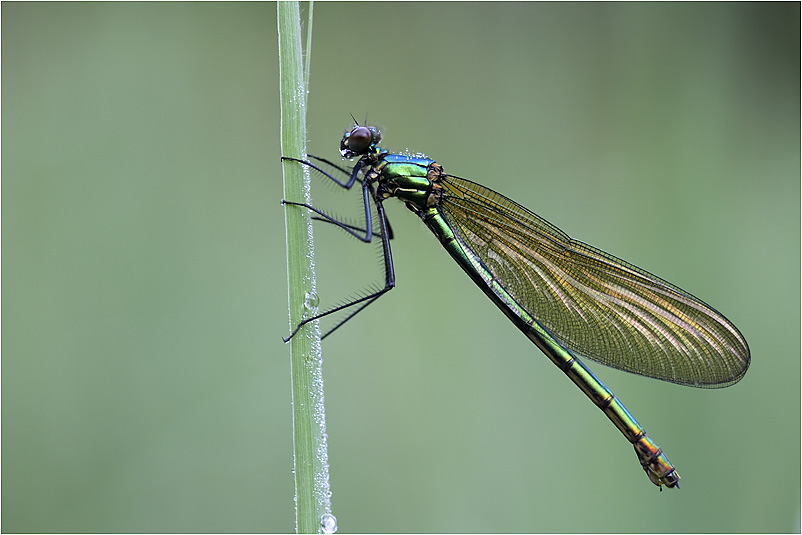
left=438, top=175, right=750, bottom=387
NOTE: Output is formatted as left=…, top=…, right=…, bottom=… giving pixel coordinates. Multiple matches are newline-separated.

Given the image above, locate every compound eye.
left=347, top=126, right=372, bottom=152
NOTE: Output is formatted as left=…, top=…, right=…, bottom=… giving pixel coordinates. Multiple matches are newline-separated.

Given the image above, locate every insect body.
left=283, top=123, right=750, bottom=488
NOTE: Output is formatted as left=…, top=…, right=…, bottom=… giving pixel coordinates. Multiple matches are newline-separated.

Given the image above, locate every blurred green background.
left=3, top=2, right=799, bottom=533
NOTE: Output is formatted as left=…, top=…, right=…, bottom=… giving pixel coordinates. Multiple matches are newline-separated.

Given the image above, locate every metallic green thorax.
left=363, top=152, right=679, bottom=488
left=369, top=154, right=441, bottom=212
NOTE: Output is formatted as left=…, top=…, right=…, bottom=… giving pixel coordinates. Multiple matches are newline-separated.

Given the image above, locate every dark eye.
left=347, top=126, right=372, bottom=152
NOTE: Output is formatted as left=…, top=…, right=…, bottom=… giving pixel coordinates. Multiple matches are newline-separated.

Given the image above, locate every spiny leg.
left=282, top=158, right=396, bottom=341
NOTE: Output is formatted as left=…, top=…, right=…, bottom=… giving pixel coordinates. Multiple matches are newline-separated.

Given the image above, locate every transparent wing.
left=439, top=175, right=750, bottom=387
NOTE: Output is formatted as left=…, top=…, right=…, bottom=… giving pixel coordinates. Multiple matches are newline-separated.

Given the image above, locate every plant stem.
left=277, top=3, right=332, bottom=533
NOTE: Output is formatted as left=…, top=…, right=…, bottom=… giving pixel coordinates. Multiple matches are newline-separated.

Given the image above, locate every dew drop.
left=304, top=291, right=319, bottom=311
left=320, top=512, right=337, bottom=534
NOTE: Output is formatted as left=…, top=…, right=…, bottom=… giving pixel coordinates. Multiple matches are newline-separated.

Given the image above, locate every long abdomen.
left=421, top=207, right=679, bottom=488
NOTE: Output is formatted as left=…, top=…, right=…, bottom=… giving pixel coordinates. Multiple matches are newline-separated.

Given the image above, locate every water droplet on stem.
left=320, top=512, right=337, bottom=534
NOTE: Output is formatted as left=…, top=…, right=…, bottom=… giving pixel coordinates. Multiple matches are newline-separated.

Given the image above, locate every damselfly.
left=282, top=123, right=750, bottom=489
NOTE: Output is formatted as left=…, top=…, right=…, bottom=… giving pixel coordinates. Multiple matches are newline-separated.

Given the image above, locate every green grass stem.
left=277, top=3, right=333, bottom=533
